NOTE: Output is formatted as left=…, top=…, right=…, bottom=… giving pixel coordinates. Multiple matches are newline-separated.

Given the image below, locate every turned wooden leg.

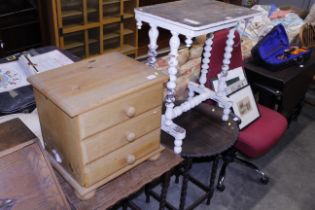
left=144, top=184, right=151, bottom=203
left=217, top=27, right=236, bottom=121
left=148, top=24, right=159, bottom=68
left=75, top=189, right=96, bottom=200
left=206, top=155, right=219, bottom=205
left=179, top=158, right=192, bottom=210
left=159, top=171, right=171, bottom=210
left=199, top=33, right=214, bottom=88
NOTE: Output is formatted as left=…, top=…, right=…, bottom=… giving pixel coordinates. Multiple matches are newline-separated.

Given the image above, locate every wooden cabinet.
left=28, top=52, right=167, bottom=199
left=47, top=0, right=139, bottom=58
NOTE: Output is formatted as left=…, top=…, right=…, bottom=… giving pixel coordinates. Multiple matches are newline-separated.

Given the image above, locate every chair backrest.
left=204, top=29, right=243, bottom=90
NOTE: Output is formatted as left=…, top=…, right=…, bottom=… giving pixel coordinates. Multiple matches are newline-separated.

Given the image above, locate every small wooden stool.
left=145, top=104, right=239, bottom=210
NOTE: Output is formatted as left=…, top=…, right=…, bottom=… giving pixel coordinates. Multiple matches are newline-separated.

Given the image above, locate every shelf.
left=123, top=29, right=134, bottom=35
left=121, top=44, right=136, bottom=53
left=104, top=32, right=120, bottom=40
left=50, top=0, right=139, bottom=58
left=104, top=47, right=120, bottom=54
left=103, top=0, right=132, bottom=5
left=123, top=13, right=134, bottom=19
left=64, top=40, right=84, bottom=50
left=63, top=22, right=100, bottom=34
left=103, top=0, right=120, bottom=5
left=62, top=8, right=97, bottom=18
left=62, top=10, right=82, bottom=18
left=89, top=38, right=99, bottom=44
left=103, top=16, right=121, bottom=24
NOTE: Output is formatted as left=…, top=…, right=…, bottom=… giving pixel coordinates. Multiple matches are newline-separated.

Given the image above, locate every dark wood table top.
left=161, top=103, right=239, bottom=158
left=245, top=52, right=315, bottom=85
left=58, top=149, right=182, bottom=210
left=0, top=119, right=71, bottom=210
left=0, top=118, right=36, bottom=158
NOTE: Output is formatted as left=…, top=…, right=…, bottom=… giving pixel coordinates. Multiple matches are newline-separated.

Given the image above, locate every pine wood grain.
left=34, top=89, right=86, bottom=185
left=28, top=52, right=167, bottom=117
left=59, top=148, right=182, bottom=210
left=78, top=83, right=164, bottom=139
left=84, top=129, right=161, bottom=186
left=81, top=106, right=162, bottom=164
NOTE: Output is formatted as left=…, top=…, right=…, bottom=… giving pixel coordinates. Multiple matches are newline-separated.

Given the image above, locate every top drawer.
left=78, top=83, right=164, bottom=139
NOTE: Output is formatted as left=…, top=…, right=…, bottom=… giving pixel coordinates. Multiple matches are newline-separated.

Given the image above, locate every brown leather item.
left=0, top=118, right=70, bottom=210
left=299, top=23, right=315, bottom=48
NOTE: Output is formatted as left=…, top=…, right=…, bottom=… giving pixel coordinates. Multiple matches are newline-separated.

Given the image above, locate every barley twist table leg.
left=199, top=33, right=214, bottom=88
left=218, top=27, right=236, bottom=121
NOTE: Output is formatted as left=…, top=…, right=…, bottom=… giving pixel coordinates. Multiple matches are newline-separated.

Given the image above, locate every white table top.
left=135, top=0, right=260, bottom=31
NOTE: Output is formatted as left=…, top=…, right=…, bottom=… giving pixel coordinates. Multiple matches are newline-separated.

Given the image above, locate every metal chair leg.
left=216, top=160, right=229, bottom=192
left=234, top=156, right=269, bottom=184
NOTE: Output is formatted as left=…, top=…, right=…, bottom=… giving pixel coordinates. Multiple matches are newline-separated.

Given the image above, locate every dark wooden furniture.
left=0, top=118, right=70, bottom=210
left=146, top=103, right=239, bottom=210
left=244, top=52, right=315, bottom=121
left=0, top=0, right=43, bottom=57
left=58, top=148, right=182, bottom=210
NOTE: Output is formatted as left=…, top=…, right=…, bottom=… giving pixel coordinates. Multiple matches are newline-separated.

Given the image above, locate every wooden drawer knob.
left=126, top=154, right=136, bottom=165
left=126, top=132, right=136, bottom=142
left=125, top=106, right=136, bottom=118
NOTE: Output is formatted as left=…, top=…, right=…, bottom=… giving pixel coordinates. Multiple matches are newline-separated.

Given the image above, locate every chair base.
left=217, top=149, right=269, bottom=192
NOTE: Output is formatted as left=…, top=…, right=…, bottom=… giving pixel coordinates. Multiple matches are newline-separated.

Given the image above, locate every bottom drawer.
left=83, top=129, right=161, bottom=186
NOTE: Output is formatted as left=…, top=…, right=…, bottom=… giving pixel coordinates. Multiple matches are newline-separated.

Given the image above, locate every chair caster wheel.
left=260, top=176, right=269, bottom=184
left=217, top=184, right=225, bottom=192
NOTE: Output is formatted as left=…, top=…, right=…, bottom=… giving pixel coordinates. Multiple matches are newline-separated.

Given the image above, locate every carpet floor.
left=131, top=103, right=315, bottom=210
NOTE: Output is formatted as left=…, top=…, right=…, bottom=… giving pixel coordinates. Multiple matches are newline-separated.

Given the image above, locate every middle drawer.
left=81, top=106, right=162, bottom=164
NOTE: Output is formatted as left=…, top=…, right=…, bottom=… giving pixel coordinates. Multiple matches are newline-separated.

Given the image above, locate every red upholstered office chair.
left=204, top=29, right=288, bottom=191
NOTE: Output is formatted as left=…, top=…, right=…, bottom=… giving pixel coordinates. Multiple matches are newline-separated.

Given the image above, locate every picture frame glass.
left=229, top=85, right=260, bottom=129
left=211, top=67, right=248, bottom=96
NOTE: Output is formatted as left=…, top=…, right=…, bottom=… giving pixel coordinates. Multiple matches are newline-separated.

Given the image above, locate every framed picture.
left=229, top=85, right=260, bottom=130
left=211, top=67, right=248, bottom=96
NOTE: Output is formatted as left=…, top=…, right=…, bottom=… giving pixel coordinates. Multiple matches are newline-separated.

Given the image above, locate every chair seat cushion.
left=235, top=104, right=288, bottom=158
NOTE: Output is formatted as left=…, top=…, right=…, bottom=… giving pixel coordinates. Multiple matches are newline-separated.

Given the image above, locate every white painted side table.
left=135, top=0, right=259, bottom=154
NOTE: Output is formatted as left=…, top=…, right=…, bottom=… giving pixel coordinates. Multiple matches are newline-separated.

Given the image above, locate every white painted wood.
left=217, top=27, right=237, bottom=121
left=164, top=30, right=180, bottom=126
left=147, top=24, right=159, bottom=67
left=199, top=33, right=214, bottom=87
left=185, top=36, right=193, bottom=47
left=135, top=1, right=258, bottom=153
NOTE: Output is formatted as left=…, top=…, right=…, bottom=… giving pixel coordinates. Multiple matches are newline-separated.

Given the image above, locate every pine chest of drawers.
left=28, top=52, right=167, bottom=199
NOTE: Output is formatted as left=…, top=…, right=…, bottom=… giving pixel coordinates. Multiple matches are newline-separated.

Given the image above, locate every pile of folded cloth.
left=239, top=4, right=306, bottom=58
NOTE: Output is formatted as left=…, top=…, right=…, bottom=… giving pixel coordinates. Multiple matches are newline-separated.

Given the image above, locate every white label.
left=147, top=74, right=157, bottom=80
